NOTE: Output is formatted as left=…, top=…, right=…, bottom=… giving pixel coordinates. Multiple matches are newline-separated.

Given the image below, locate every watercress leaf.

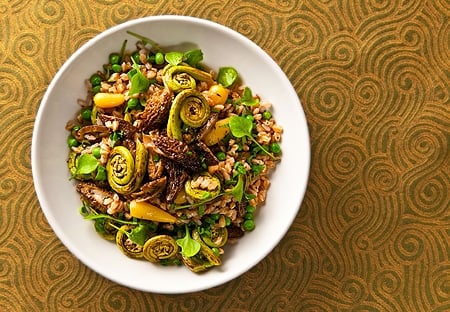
left=129, top=60, right=150, bottom=95
left=229, top=115, right=253, bottom=138
left=76, top=154, right=99, bottom=175
left=176, top=225, right=201, bottom=257
left=128, top=224, right=148, bottom=246
left=236, top=87, right=259, bottom=106
left=183, top=49, right=203, bottom=66
left=229, top=174, right=244, bottom=202
left=217, top=67, right=238, bottom=87
left=94, top=218, right=106, bottom=234
left=95, top=165, right=107, bottom=181
left=165, top=51, right=184, bottom=66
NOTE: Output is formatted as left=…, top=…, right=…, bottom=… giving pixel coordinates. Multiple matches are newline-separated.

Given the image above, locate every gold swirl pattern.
left=1, top=0, right=449, bottom=311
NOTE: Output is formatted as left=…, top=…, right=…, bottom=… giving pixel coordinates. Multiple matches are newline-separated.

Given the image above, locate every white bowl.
left=32, top=15, right=310, bottom=294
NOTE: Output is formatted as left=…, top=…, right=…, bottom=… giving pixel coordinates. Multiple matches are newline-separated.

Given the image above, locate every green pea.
left=127, top=98, right=139, bottom=110
left=244, top=114, right=254, bottom=122
left=211, top=213, right=220, bottom=221
left=212, top=247, right=220, bottom=256
left=216, top=151, right=226, bottom=161
left=246, top=205, right=256, bottom=213
left=109, top=53, right=121, bottom=65
left=244, top=212, right=254, bottom=220
left=132, top=51, right=141, bottom=64
left=92, top=146, right=102, bottom=159
left=111, top=64, right=122, bottom=73
left=262, top=111, right=272, bottom=120
left=270, top=142, right=282, bottom=154
left=243, top=220, right=255, bottom=231
left=147, top=54, right=156, bottom=63
left=92, top=85, right=101, bottom=94
left=67, top=135, right=79, bottom=148
left=89, top=74, right=102, bottom=87
left=155, top=52, right=164, bottom=65
left=81, top=108, right=92, bottom=121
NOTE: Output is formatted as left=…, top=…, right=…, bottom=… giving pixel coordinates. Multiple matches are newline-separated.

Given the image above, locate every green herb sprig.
left=228, top=116, right=275, bottom=159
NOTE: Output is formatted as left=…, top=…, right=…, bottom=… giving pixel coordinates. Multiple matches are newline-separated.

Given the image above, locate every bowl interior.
left=32, top=15, right=310, bottom=294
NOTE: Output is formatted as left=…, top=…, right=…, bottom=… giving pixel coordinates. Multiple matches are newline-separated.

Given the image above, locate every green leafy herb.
left=227, top=174, right=244, bottom=202
left=129, top=59, right=150, bottom=95
left=84, top=212, right=137, bottom=225
left=217, top=67, right=238, bottom=87
left=235, top=87, right=259, bottom=106
left=76, top=154, right=99, bottom=175
left=165, top=51, right=184, bottom=66
left=109, top=130, right=123, bottom=146
left=176, top=225, right=201, bottom=257
left=183, top=49, right=203, bottom=67
left=126, top=31, right=163, bottom=52
left=95, top=165, right=107, bottom=181
left=127, top=224, right=148, bottom=246
left=229, top=116, right=275, bottom=159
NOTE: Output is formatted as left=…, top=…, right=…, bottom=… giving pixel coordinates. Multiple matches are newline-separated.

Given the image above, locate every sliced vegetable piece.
left=163, top=65, right=214, bottom=93
left=185, top=173, right=221, bottom=201
left=201, top=227, right=228, bottom=248
left=208, top=84, right=230, bottom=105
left=129, top=200, right=177, bottom=223
left=167, top=89, right=210, bottom=140
left=115, top=225, right=144, bottom=259
left=106, top=139, right=148, bottom=194
left=202, top=117, right=231, bottom=146
left=181, top=229, right=221, bottom=272
left=143, top=235, right=179, bottom=263
left=93, top=93, right=125, bottom=108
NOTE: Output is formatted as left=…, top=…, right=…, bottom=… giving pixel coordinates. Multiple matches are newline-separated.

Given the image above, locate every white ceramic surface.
left=31, top=15, right=310, bottom=294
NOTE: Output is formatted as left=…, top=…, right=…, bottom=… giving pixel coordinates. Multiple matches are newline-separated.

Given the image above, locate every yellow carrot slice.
left=129, top=200, right=177, bottom=223
left=93, top=92, right=125, bottom=108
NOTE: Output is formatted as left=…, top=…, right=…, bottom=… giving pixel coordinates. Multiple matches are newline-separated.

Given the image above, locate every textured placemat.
left=1, top=1, right=449, bottom=311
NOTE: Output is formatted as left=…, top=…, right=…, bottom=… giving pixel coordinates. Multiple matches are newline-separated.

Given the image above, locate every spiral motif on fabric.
left=362, top=156, right=399, bottom=193
left=0, top=66, right=24, bottom=104
left=403, top=123, right=443, bottom=163
left=0, top=178, right=17, bottom=204
left=340, top=190, right=370, bottom=224
left=405, top=173, right=448, bottom=218
left=431, top=266, right=450, bottom=301
left=353, top=75, right=385, bottom=110
left=10, top=121, right=33, bottom=178
left=98, top=287, right=133, bottom=310
left=185, top=1, right=222, bottom=20
left=321, top=135, right=366, bottom=183
left=285, top=15, right=320, bottom=49
left=341, top=277, right=368, bottom=303
left=33, top=0, right=65, bottom=24
left=399, top=21, right=426, bottom=50
left=102, top=3, right=136, bottom=25
left=368, top=0, right=396, bottom=12
left=45, top=248, right=73, bottom=281
left=373, top=269, right=402, bottom=300
left=322, top=33, right=360, bottom=68
left=227, top=8, right=275, bottom=47
left=13, top=33, right=41, bottom=57
left=393, top=227, right=425, bottom=263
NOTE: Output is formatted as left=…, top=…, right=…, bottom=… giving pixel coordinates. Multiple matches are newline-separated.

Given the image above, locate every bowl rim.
left=31, top=15, right=311, bottom=293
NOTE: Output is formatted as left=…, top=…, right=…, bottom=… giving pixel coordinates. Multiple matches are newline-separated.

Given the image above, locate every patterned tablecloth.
left=1, top=1, right=449, bottom=311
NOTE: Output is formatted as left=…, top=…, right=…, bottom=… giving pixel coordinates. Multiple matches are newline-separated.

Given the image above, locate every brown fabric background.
left=1, top=0, right=449, bottom=311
